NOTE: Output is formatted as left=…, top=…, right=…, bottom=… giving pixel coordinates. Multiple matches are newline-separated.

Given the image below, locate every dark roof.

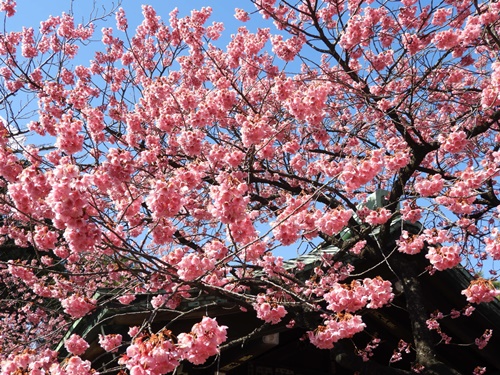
left=57, top=249, right=500, bottom=374
left=57, top=191, right=500, bottom=374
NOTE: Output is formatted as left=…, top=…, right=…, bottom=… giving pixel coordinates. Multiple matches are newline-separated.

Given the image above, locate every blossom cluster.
left=253, top=293, right=288, bottom=324
left=425, top=245, right=462, bottom=271
left=60, top=295, right=96, bottom=318
left=324, top=277, right=394, bottom=313
left=308, top=314, right=366, bottom=349
left=64, top=334, right=89, bottom=356
left=119, top=317, right=227, bottom=374
left=462, top=279, right=500, bottom=304
left=397, top=231, right=425, bottom=255
left=485, top=229, right=500, bottom=260
left=99, top=334, right=123, bottom=353
left=0, top=349, right=95, bottom=375
left=475, top=329, right=493, bottom=350
left=2, top=0, right=500, bottom=373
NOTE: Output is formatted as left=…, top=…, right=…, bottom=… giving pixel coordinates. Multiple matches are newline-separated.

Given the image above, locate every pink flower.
left=363, top=277, right=394, bottom=309
left=145, top=180, right=183, bottom=220
left=432, top=29, right=460, bottom=49
left=438, top=131, right=468, bottom=153
left=273, top=219, right=301, bottom=246
left=64, top=356, right=94, bottom=375
left=118, top=294, right=136, bottom=305
left=21, top=27, right=37, bottom=58
left=414, top=174, right=444, bottom=197
left=475, top=329, right=493, bottom=350
left=64, top=334, right=89, bottom=356
left=324, top=278, right=393, bottom=313
left=151, top=294, right=168, bottom=309
left=308, top=314, right=365, bottom=349
left=177, top=253, right=215, bottom=281
left=400, top=201, right=422, bottom=223
left=462, top=279, right=500, bottom=304
left=340, top=150, right=384, bottom=191
left=271, top=34, right=305, bottom=61
left=425, top=245, right=461, bottom=271
left=397, top=231, right=425, bottom=255
left=485, top=230, right=500, bottom=260
left=128, top=326, right=140, bottom=338
left=0, top=0, right=16, bottom=17
left=99, top=334, right=122, bottom=352
left=178, top=317, right=228, bottom=365
left=423, top=228, right=451, bottom=244
left=253, top=294, right=287, bottom=324
left=402, top=33, right=426, bottom=55
left=357, top=337, right=381, bottom=362
left=119, top=331, right=179, bottom=374
left=178, top=129, right=204, bottom=156
left=33, top=225, right=58, bottom=251
left=426, top=318, right=440, bottom=330
left=390, top=340, right=410, bottom=363
left=234, top=8, right=250, bottom=22
left=324, top=281, right=368, bottom=313
left=61, top=295, right=96, bottom=318
left=1, top=349, right=59, bottom=374
left=316, top=208, right=353, bottom=236
left=350, top=240, right=367, bottom=255
left=208, top=173, right=250, bottom=224
left=481, top=86, right=500, bottom=108
left=115, top=7, right=128, bottom=31
left=364, top=208, right=392, bottom=226
left=7, top=263, right=37, bottom=286
left=432, top=8, right=452, bottom=26
left=464, top=305, right=476, bottom=316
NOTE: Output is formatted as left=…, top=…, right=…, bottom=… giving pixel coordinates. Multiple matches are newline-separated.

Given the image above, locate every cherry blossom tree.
left=1, top=0, right=500, bottom=374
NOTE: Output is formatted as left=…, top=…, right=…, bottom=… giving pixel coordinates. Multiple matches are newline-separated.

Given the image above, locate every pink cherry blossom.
left=64, top=334, right=89, bottom=356
left=397, top=231, right=425, bottom=255
left=61, top=295, right=96, bottom=318
left=364, top=208, right=392, bottom=226
left=177, top=253, right=215, bottom=281
left=178, top=316, right=228, bottom=365
left=485, top=229, right=500, bottom=260
left=432, top=8, right=452, bottom=26
left=324, top=281, right=369, bottom=313
left=475, top=329, right=493, bottom=350
left=63, top=356, right=96, bottom=375
left=119, top=331, right=180, bottom=375
left=253, top=293, right=288, bottom=324
left=316, top=208, right=353, bottom=236
left=115, top=7, right=128, bottom=31
left=2, top=1, right=500, bottom=373
left=438, top=131, right=468, bottom=153
left=364, top=277, right=394, bottom=309
left=99, top=334, right=122, bottom=352
left=308, top=314, right=366, bottom=349
left=234, top=8, right=250, bottom=22
left=432, top=29, right=460, bottom=49
left=414, top=175, right=444, bottom=197
left=425, top=245, right=462, bottom=271
left=0, top=0, right=16, bottom=17
left=0, top=349, right=59, bottom=375
left=118, top=294, right=136, bottom=305
left=462, top=279, right=500, bottom=304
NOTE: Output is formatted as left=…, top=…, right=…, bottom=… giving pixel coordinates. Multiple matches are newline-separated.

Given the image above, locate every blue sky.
left=5, top=2, right=500, bottom=272
left=3, top=0, right=318, bottom=259
left=7, top=1, right=265, bottom=44
left=5, top=1, right=286, bottom=82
